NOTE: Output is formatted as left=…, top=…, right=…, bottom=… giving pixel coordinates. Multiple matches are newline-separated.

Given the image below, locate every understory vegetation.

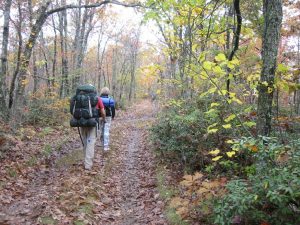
left=145, top=0, right=300, bottom=224
left=151, top=100, right=300, bottom=224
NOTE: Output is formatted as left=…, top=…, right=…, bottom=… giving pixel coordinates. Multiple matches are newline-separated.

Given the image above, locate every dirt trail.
left=0, top=100, right=165, bottom=225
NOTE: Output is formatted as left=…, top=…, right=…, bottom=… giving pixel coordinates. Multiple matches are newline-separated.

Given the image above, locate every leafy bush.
left=213, top=137, right=300, bottom=225
left=25, top=88, right=69, bottom=126
left=150, top=98, right=236, bottom=170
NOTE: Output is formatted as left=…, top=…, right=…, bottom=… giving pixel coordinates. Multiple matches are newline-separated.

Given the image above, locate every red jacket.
left=96, top=97, right=104, bottom=109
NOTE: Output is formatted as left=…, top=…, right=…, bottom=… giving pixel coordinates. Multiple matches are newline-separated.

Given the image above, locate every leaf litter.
left=0, top=100, right=166, bottom=224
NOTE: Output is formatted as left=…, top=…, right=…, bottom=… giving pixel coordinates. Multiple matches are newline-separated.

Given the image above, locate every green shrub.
left=26, top=93, right=69, bottom=126
left=150, top=98, right=229, bottom=170
left=213, top=138, right=300, bottom=225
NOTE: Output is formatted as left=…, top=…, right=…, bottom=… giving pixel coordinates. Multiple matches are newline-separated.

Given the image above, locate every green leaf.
left=243, top=121, right=256, bottom=127
left=212, top=156, right=222, bottom=161
left=203, top=61, right=213, bottom=71
left=277, top=63, right=289, bottom=73
left=207, top=123, right=218, bottom=129
left=227, top=61, right=235, bottom=69
left=211, top=102, right=220, bottom=107
left=207, top=128, right=218, bottom=134
left=207, top=87, right=217, bottom=94
left=209, top=149, right=220, bottom=155
left=205, top=108, right=217, bottom=115
left=213, top=65, right=225, bottom=75
left=231, top=58, right=239, bottom=65
left=198, top=51, right=207, bottom=62
left=224, top=114, right=236, bottom=123
left=226, top=151, right=236, bottom=157
left=200, top=71, right=208, bottom=79
left=215, top=53, right=226, bottom=62
left=222, top=124, right=232, bottom=129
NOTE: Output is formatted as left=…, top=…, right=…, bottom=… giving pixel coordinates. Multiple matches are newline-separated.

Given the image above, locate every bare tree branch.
left=46, top=0, right=143, bottom=15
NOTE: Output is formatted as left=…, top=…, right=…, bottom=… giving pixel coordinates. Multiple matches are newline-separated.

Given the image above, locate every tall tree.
left=9, top=0, right=23, bottom=109
left=256, top=0, right=283, bottom=136
left=0, top=0, right=12, bottom=118
left=10, top=0, right=141, bottom=122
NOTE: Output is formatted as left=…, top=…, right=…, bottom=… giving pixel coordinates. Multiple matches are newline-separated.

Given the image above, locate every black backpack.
left=70, top=84, right=99, bottom=127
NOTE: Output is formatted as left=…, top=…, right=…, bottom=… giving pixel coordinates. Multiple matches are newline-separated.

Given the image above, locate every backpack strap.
left=72, top=100, right=76, bottom=115
left=88, top=96, right=93, bottom=118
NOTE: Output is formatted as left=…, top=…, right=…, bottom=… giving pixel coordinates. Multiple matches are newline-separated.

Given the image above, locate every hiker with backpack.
left=100, top=87, right=115, bottom=151
left=70, top=84, right=106, bottom=170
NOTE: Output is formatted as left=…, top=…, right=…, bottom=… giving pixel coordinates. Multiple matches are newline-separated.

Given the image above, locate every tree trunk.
left=9, top=1, right=23, bottom=109
left=62, top=1, right=69, bottom=96
left=0, top=0, right=12, bottom=118
left=32, top=51, right=38, bottom=93
left=74, top=6, right=95, bottom=87
left=12, top=1, right=52, bottom=123
left=256, top=0, right=283, bottom=136
left=226, top=0, right=242, bottom=94
left=295, top=35, right=300, bottom=114
left=51, top=13, right=58, bottom=89
left=58, top=0, right=69, bottom=98
left=39, top=31, right=51, bottom=89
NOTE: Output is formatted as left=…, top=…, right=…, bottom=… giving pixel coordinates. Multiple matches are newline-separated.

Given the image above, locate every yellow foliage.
left=212, top=156, right=222, bottom=161
left=222, top=124, right=231, bottom=129
left=208, top=149, right=220, bottom=155
left=226, top=139, right=235, bottom=144
left=210, top=102, right=220, bottom=107
left=226, top=151, right=236, bottom=158
left=207, top=128, right=218, bottom=134
left=215, top=53, right=226, bottom=62
left=203, top=61, right=214, bottom=71
left=224, top=114, right=236, bottom=123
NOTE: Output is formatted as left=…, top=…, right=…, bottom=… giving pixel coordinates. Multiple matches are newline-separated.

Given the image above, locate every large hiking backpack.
left=100, top=96, right=115, bottom=116
left=70, top=84, right=99, bottom=127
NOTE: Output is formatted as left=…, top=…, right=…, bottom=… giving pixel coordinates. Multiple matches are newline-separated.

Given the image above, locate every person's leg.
left=80, top=127, right=88, bottom=154
left=99, top=120, right=105, bottom=146
left=84, top=127, right=97, bottom=169
left=103, top=117, right=112, bottom=151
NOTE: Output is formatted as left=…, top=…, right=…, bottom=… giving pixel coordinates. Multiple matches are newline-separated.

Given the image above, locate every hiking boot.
left=103, top=146, right=109, bottom=151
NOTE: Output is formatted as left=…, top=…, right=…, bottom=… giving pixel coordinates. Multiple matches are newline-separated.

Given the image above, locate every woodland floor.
left=0, top=100, right=166, bottom=225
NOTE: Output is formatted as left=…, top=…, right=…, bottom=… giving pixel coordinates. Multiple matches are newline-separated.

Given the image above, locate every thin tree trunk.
left=62, top=1, right=69, bottom=96
left=32, top=51, right=38, bottom=93
left=257, top=0, right=283, bottom=136
left=295, top=35, right=300, bottom=114
left=51, top=14, right=57, bottom=89
left=29, top=0, right=39, bottom=94
left=9, top=1, right=23, bottom=109
left=0, top=0, right=13, bottom=118
left=39, top=32, right=51, bottom=89
left=226, top=0, right=242, bottom=94
left=12, top=1, right=52, bottom=122
left=58, top=0, right=69, bottom=98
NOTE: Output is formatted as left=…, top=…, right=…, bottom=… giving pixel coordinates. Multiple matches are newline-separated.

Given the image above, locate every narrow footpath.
left=0, top=100, right=166, bottom=225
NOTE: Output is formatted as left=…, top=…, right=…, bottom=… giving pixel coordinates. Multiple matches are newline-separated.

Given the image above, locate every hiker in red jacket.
left=70, top=84, right=106, bottom=170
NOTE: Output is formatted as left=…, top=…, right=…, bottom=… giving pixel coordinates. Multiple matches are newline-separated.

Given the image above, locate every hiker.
left=70, top=84, right=106, bottom=170
left=100, top=87, right=115, bottom=151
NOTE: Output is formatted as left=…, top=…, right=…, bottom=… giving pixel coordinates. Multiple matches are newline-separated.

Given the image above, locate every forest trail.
left=0, top=100, right=166, bottom=225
